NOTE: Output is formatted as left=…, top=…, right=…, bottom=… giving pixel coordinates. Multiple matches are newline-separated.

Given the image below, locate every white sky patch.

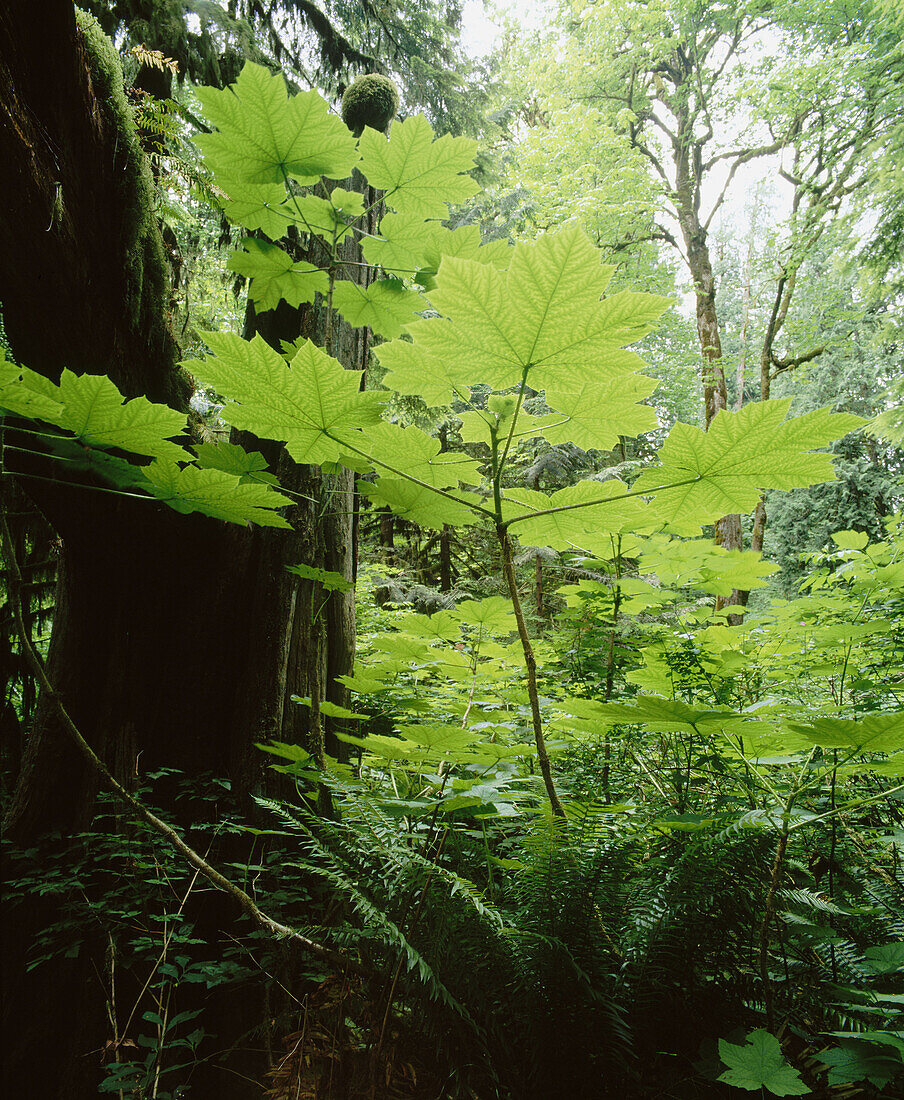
left=462, top=0, right=557, bottom=57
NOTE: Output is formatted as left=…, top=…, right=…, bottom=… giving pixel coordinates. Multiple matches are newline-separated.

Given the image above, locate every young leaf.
left=228, top=239, right=328, bottom=311
left=634, top=401, right=866, bottom=526
left=195, top=62, right=358, bottom=185
left=186, top=333, right=383, bottom=465
left=717, top=1030, right=809, bottom=1095
left=192, top=442, right=278, bottom=484
left=358, top=115, right=479, bottom=219
left=218, top=181, right=293, bottom=238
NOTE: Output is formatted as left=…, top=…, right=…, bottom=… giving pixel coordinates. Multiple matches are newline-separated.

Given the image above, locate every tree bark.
left=0, top=4, right=353, bottom=1092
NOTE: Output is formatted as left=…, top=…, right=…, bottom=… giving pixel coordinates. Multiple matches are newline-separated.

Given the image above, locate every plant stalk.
left=497, top=526, right=565, bottom=817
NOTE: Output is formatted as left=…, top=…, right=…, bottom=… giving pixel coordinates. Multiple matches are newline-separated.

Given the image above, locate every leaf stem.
left=497, top=526, right=565, bottom=817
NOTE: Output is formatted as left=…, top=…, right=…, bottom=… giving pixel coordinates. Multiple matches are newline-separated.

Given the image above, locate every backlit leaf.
left=195, top=62, right=357, bottom=185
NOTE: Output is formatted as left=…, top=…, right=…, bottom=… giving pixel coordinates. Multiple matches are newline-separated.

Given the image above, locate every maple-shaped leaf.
left=361, top=422, right=481, bottom=488
left=362, top=214, right=511, bottom=281
left=228, top=238, right=328, bottom=311
left=375, top=226, right=667, bottom=404
left=452, top=596, right=516, bottom=634
left=195, top=62, right=357, bottom=185
left=192, top=441, right=278, bottom=484
left=358, top=115, right=479, bottom=219
left=718, top=1030, right=809, bottom=1096
left=0, top=359, right=64, bottom=421
left=186, top=332, right=383, bottom=465
left=330, top=279, right=422, bottom=338
left=291, top=189, right=366, bottom=242
left=784, top=713, right=904, bottom=753
left=218, top=181, right=293, bottom=238
left=640, top=536, right=778, bottom=595
left=54, top=371, right=187, bottom=460
left=359, top=478, right=481, bottom=527
left=634, top=400, right=866, bottom=525
left=542, top=370, right=658, bottom=450
left=503, top=480, right=652, bottom=551
left=143, top=461, right=291, bottom=528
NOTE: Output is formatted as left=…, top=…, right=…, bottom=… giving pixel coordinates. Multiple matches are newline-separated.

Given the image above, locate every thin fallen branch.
left=0, top=501, right=360, bottom=974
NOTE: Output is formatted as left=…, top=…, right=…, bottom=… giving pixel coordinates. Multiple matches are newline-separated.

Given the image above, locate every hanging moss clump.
left=341, top=73, right=399, bottom=137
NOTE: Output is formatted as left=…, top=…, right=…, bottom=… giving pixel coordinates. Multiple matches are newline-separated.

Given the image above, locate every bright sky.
left=461, top=0, right=556, bottom=57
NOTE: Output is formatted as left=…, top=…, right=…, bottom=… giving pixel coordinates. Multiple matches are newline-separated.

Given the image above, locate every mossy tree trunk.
left=0, top=2, right=355, bottom=1093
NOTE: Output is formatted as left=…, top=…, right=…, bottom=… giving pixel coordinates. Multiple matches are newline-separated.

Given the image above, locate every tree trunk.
left=672, top=116, right=744, bottom=614
left=0, top=4, right=353, bottom=1092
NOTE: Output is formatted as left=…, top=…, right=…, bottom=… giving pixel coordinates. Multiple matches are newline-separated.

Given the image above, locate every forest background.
left=1, top=0, right=903, bottom=1097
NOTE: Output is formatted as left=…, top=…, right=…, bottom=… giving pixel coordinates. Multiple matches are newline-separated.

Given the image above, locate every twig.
left=0, top=499, right=359, bottom=974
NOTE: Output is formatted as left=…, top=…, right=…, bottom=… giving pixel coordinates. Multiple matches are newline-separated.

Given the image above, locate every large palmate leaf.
left=358, top=115, right=479, bottom=219
left=51, top=370, right=186, bottom=460
left=542, top=371, right=658, bottom=450
left=195, top=62, right=357, bottom=185
left=360, top=422, right=480, bottom=488
left=143, top=461, right=291, bottom=528
left=218, top=181, right=293, bottom=238
left=785, top=712, right=904, bottom=753
left=185, top=332, right=383, bottom=465
left=228, top=239, right=328, bottom=311
left=1, top=359, right=64, bottom=421
left=375, top=226, right=666, bottom=405
left=718, top=1030, right=808, bottom=1096
left=634, top=400, right=866, bottom=526
left=330, top=279, right=422, bottom=339
left=359, top=479, right=482, bottom=527
left=503, top=480, right=653, bottom=550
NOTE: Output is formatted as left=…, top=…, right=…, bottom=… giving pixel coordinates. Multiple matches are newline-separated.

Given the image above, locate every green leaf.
left=286, top=563, right=354, bottom=592
left=452, top=596, right=515, bottom=633
left=56, top=371, right=187, bottom=460
left=218, top=181, right=293, bottom=237
left=863, top=943, right=904, bottom=974
left=228, top=239, right=327, bottom=311
left=187, top=333, right=383, bottom=465
left=289, top=190, right=367, bottom=242
left=195, top=62, right=357, bottom=185
left=718, top=1030, right=809, bottom=1095
left=503, top=480, right=653, bottom=550
left=635, top=401, right=866, bottom=526
left=542, top=370, right=658, bottom=450
left=142, top=461, right=291, bottom=528
left=359, top=479, right=481, bottom=527
left=362, top=215, right=510, bottom=280
left=375, top=226, right=666, bottom=404
left=397, top=724, right=479, bottom=753
left=358, top=115, right=478, bottom=219
left=785, top=713, right=904, bottom=753
left=0, top=360, right=63, bottom=421
left=361, top=422, right=480, bottom=488
left=831, top=529, right=870, bottom=550
left=192, top=442, right=277, bottom=484
left=330, top=279, right=422, bottom=338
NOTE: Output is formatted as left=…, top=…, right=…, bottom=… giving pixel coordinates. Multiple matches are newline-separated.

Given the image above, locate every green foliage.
left=718, top=1029, right=809, bottom=1095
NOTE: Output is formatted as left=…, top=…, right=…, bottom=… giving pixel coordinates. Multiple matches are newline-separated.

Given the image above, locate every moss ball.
left=341, top=74, right=400, bottom=136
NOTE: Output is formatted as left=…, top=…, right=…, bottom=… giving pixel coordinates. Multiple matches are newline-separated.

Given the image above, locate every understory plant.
left=3, top=60, right=903, bottom=1097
